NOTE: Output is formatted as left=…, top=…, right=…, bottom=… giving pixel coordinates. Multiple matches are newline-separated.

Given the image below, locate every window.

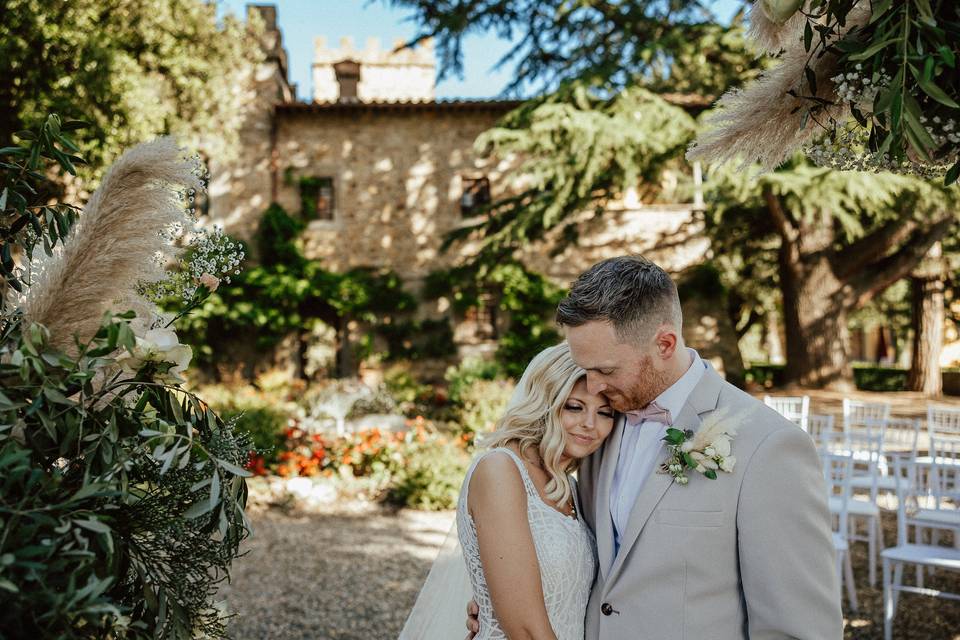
left=465, top=292, right=498, bottom=340
left=460, top=176, right=491, bottom=216
left=300, top=176, right=335, bottom=221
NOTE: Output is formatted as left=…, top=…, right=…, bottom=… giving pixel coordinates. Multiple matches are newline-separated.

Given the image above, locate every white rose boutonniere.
left=659, top=411, right=738, bottom=485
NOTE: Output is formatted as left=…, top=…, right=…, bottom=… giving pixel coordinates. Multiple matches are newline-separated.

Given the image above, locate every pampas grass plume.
left=19, top=137, right=200, bottom=352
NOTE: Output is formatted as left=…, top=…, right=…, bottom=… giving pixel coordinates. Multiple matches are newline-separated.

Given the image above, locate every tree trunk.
left=779, top=248, right=855, bottom=389
left=907, top=243, right=945, bottom=396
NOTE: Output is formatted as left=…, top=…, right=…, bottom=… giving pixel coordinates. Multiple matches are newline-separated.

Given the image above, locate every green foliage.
left=0, top=0, right=264, bottom=180
left=389, top=0, right=761, bottom=97
left=257, top=202, right=305, bottom=267
left=0, top=318, right=252, bottom=639
left=0, top=115, right=84, bottom=299
left=426, top=261, right=564, bottom=377
left=444, top=84, right=697, bottom=259
left=170, top=204, right=417, bottom=372
left=443, top=358, right=514, bottom=438
left=796, top=0, right=960, bottom=182
left=385, top=435, right=470, bottom=511
left=444, top=357, right=506, bottom=406
left=378, top=318, right=456, bottom=361
left=852, top=364, right=908, bottom=392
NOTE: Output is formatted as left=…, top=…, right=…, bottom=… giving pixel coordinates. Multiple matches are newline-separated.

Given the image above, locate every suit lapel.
left=596, top=413, right=626, bottom=580
left=603, top=364, right=725, bottom=592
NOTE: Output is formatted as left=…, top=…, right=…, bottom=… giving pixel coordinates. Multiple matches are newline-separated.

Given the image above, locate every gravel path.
left=221, top=502, right=959, bottom=640
left=218, top=503, right=454, bottom=640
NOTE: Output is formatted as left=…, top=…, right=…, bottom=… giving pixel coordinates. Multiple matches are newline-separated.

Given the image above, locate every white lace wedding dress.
left=457, top=447, right=597, bottom=640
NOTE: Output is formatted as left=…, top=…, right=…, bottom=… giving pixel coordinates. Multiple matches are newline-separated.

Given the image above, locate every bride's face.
left=559, top=378, right=615, bottom=461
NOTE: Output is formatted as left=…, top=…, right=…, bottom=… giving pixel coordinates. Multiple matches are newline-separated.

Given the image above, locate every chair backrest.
left=846, top=426, right=885, bottom=497
left=764, top=395, right=810, bottom=430
left=820, top=451, right=853, bottom=538
left=883, top=417, right=921, bottom=457
left=842, top=398, right=891, bottom=434
left=929, top=434, right=960, bottom=508
left=927, top=404, right=960, bottom=437
left=890, top=455, right=920, bottom=546
left=806, top=413, right=836, bottom=446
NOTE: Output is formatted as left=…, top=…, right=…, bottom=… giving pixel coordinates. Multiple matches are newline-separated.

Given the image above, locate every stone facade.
left=208, top=5, right=742, bottom=380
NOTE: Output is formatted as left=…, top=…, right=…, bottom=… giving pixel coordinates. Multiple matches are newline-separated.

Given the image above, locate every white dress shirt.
left=609, top=348, right=706, bottom=556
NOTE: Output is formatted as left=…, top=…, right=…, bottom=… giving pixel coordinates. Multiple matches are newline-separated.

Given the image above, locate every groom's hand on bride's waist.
left=465, top=600, right=479, bottom=638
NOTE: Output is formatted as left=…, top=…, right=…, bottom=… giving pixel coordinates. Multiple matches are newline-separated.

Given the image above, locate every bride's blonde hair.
left=480, top=342, right=586, bottom=508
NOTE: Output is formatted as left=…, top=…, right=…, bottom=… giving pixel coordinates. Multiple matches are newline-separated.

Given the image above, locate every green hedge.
left=746, top=362, right=960, bottom=393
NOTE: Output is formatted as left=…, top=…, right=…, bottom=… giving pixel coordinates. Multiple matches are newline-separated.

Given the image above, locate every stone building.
left=208, top=5, right=742, bottom=380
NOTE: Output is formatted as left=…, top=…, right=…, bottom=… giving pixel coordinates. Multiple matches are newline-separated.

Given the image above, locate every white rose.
left=720, top=456, right=737, bottom=473
left=116, top=327, right=192, bottom=383
left=695, top=464, right=706, bottom=473
left=712, top=436, right=732, bottom=458
left=704, top=446, right=716, bottom=457
left=701, top=457, right=719, bottom=471
left=680, top=441, right=695, bottom=453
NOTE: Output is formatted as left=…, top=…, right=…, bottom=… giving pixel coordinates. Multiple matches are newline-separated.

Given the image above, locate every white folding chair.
left=881, top=456, right=960, bottom=640
left=842, top=398, right=891, bottom=435
left=764, top=395, right=810, bottom=431
left=927, top=403, right=960, bottom=437
left=855, top=417, right=922, bottom=510
left=806, top=413, right=837, bottom=447
left=821, top=451, right=858, bottom=613
left=823, top=428, right=886, bottom=587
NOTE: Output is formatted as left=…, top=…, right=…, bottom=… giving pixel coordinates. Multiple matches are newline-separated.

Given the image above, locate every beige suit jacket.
left=577, top=365, right=843, bottom=639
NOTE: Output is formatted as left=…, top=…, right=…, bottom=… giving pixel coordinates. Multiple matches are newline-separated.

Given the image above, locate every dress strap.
left=482, top=447, right=539, bottom=498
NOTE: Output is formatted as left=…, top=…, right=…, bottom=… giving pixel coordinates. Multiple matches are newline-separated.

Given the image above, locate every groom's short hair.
left=556, top=255, right=682, bottom=343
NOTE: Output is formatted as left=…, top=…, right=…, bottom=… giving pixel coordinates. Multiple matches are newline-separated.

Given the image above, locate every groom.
left=469, top=255, right=842, bottom=639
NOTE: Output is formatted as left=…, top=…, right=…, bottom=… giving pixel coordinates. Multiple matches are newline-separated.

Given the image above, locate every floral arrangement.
left=0, top=116, right=252, bottom=639
left=661, top=411, right=738, bottom=485
left=689, top=0, right=960, bottom=184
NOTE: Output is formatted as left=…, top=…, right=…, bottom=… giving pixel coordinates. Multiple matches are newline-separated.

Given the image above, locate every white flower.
left=116, top=327, right=192, bottom=384
left=704, top=446, right=716, bottom=457
left=676, top=475, right=689, bottom=485
left=680, top=441, right=695, bottom=453
left=720, top=456, right=737, bottom=473
left=712, top=436, right=732, bottom=458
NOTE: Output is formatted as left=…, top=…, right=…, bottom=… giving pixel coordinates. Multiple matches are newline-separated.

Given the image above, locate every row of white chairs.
left=764, top=395, right=959, bottom=638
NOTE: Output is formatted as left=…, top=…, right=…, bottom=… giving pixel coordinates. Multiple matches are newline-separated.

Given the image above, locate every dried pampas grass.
left=19, top=137, right=200, bottom=352
left=687, top=4, right=870, bottom=171
left=746, top=0, right=808, bottom=56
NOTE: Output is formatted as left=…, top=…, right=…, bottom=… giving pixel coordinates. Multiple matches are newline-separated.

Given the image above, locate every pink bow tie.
left=626, top=401, right=672, bottom=426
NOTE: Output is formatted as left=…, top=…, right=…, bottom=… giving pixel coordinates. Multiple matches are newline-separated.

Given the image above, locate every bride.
left=458, top=342, right=614, bottom=640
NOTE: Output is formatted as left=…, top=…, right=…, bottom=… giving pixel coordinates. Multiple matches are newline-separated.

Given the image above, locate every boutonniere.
left=659, top=413, right=737, bottom=485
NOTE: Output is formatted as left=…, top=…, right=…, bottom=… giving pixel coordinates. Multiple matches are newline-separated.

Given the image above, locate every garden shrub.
left=385, top=429, right=471, bottom=511
left=852, top=364, right=908, bottom=392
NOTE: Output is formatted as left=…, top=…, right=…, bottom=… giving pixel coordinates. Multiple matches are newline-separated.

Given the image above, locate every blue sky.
left=219, top=0, right=745, bottom=101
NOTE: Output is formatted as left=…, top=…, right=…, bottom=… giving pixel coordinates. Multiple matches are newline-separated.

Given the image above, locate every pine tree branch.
left=833, top=216, right=919, bottom=279
left=849, top=215, right=955, bottom=307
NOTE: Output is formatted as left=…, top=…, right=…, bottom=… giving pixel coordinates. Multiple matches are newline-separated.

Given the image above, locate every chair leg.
left=892, top=562, right=903, bottom=610
left=844, top=549, right=859, bottom=613
left=883, top=559, right=894, bottom=640
left=868, top=517, right=877, bottom=587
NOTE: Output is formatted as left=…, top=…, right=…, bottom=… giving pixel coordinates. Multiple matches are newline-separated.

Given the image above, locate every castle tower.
left=312, top=36, right=436, bottom=103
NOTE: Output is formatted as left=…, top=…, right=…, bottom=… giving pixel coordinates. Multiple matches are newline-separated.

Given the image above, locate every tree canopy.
left=0, top=0, right=264, bottom=180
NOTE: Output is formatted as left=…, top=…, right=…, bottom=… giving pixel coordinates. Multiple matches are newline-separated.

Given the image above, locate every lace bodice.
left=457, top=448, right=597, bottom=640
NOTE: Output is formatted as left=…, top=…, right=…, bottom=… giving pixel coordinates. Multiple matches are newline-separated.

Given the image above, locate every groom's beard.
left=609, top=355, right=672, bottom=412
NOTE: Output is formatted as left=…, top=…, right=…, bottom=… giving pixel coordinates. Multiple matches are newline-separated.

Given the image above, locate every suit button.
left=601, top=603, right=613, bottom=616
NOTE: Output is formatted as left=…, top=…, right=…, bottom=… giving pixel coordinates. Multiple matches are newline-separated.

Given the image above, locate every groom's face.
left=565, top=320, right=668, bottom=412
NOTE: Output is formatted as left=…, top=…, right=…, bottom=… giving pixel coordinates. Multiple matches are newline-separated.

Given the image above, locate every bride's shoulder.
left=467, top=448, right=527, bottom=497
